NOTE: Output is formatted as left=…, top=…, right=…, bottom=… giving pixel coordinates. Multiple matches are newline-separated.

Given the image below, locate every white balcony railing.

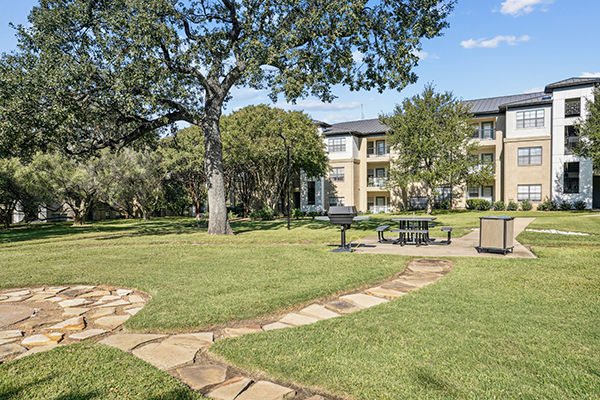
left=369, top=205, right=391, bottom=213
left=367, top=177, right=388, bottom=187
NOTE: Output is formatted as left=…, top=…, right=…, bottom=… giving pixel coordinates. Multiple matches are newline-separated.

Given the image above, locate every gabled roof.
left=464, top=92, right=544, bottom=115
left=500, top=94, right=553, bottom=109
left=544, top=77, right=600, bottom=93
left=312, top=119, right=332, bottom=128
left=323, top=118, right=389, bottom=136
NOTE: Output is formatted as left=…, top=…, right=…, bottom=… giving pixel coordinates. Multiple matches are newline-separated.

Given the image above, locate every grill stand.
left=331, top=224, right=354, bottom=253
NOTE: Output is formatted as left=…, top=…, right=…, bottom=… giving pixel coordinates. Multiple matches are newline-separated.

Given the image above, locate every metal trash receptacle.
left=477, top=216, right=514, bottom=254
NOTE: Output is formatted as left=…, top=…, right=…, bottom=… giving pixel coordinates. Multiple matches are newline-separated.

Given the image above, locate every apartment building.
left=301, top=77, right=600, bottom=212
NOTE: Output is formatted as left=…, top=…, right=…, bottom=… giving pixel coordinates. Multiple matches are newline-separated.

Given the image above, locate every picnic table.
left=390, top=216, right=436, bottom=246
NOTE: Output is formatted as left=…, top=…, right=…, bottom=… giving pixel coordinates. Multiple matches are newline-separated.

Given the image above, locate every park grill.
left=328, top=206, right=358, bottom=252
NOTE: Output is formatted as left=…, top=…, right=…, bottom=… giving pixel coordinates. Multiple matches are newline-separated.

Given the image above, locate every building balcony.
left=367, top=177, right=388, bottom=188
left=369, top=205, right=391, bottom=213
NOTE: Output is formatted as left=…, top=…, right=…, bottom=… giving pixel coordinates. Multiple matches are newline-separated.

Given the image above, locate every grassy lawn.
left=2, top=211, right=599, bottom=399
left=0, top=342, right=202, bottom=399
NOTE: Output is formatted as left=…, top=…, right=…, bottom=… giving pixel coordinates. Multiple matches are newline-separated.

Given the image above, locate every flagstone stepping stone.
left=365, top=287, right=406, bottom=300
left=224, top=325, right=263, bottom=337
left=0, top=296, right=6, bottom=301
left=300, top=304, right=341, bottom=320
left=324, top=300, right=362, bottom=315
left=128, top=295, right=145, bottom=304
left=394, top=278, right=434, bottom=288
left=46, top=296, right=67, bottom=302
left=45, top=286, right=69, bottom=293
left=13, top=344, right=58, bottom=360
left=22, top=333, right=63, bottom=346
left=279, top=313, right=319, bottom=327
left=80, top=290, right=112, bottom=298
left=89, top=308, right=116, bottom=319
left=94, top=315, right=130, bottom=329
left=340, top=294, right=388, bottom=308
left=116, top=289, right=132, bottom=296
left=236, top=381, right=295, bottom=400
left=262, top=322, right=292, bottom=331
left=25, top=294, right=55, bottom=302
left=407, top=261, right=445, bottom=273
left=3, top=289, right=30, bottom=297
left=125, top=307, right=143, bottom=316
left=0, top=296, right=29, bottom=303
left=0, top=343, right=26, bottom=359
left=0, top=338, right=21, bottom=346
left=410, top=259, right=452, bottom=268
left=69, top=329, right=108, bottom=342
left=62, top=307, right=90, bottom=318
left=47, top=316, right=86, bottom=331
left=96, top=300, right=129, bottom=308
left=18, top=316, right=64, bottom=330
left=162, top=333, right=213, bottom=349
left=305, top=396, right=325, bottom=400
left=381, top=280, right=420, bottom=292
left=178, top=364, right=227, bottom=391
left=207, top=377, right=253, bottom=400
left=100, top=333, right=167, bottom=352
left=99, top=295, right=122, bottom=302
left=58, top=298, right=89, bottom=308
left=132, top=342, right=199, bottom=370
left=0, top=304, right=34, bottom=328
left=0, top=330, right=22, bottom=340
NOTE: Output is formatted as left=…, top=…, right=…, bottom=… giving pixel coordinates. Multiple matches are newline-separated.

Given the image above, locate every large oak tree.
left=0, top=0, right=455, bottom=234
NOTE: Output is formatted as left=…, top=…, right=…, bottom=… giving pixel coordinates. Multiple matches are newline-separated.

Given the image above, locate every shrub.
left=227, top=210, right=236, bottom=220
left=559, top=200, right=572, bottom=211
left=573, top=200, right=587, bottom=210
left=249, top=207, right=274, bottom=221
left=493, top=201, right=505, bottom=211
left=307, top=211, right=320, bottom=219
left=506, top=201, right=518, bottom=211
left=538, top=197, right=558, bottom=211
left=292, top=209, right=305, bottom=219
left=520, top=201, right=532, bottom=211
left=433, top=200, right=451, bottom=210
left=466, top=199, right=491, bottom=211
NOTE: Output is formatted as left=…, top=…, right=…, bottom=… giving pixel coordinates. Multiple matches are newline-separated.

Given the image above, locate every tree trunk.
left=203, top=100, right=233, bottom=235
left=425, top=181, right=433, bottom=215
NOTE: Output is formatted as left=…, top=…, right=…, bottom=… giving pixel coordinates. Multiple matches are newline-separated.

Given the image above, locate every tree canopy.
left=382, top=83, right=494, bottom=214
left=0, top=0, right=455, bottom=233
left=574, top=86, right=600, bottom=170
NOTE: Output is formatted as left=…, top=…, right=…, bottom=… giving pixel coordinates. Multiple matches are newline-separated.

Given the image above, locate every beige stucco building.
left=301, top=77, right=600, bottom=212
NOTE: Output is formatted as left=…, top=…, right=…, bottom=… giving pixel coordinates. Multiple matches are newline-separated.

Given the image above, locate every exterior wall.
left=326, top=159, right=359, bottom=208
left=551, top=86, right=595, bottom=208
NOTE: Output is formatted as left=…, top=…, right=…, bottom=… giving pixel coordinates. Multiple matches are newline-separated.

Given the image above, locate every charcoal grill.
left=328, top=206, right=358, bottom=253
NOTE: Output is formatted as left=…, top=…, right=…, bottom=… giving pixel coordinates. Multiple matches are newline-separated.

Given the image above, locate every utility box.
left=477, top=216, right=515, bottom=254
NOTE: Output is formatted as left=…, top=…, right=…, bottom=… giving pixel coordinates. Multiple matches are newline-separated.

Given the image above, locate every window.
left=329, top=197, right=345, bottom=206
left=565, top=98, right=581, bottom=117
left=330, top=167, right=345, bottom=182
left=482, top=186, right=493, bottom=202
left=367, top=140, right=389, bottom=156
left=481, top=153, right=494, bottom=171
left=307, top=181, right=316, bottom=205
left=435, top=187, right=452, bottom=202
left=410, top=197, right=427, bottom=210
left=328, top=138, right=346, bottom=153
left=564, top=163, right=580, bottom=194
left=518, top=185, right=542, bottom=201
left=518, top=147, right=542, bottom=165
left=564, top=126, right=579, bottom=155
left=471, top=123, right=480, bottom=139
left=516, top=110, right=544, bottom=128
left=467, top=187, right=479, bottom=199
left=481, top=122, right=494, bottom=140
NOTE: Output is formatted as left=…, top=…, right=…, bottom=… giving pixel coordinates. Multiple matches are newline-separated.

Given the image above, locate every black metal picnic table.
left=390, top=216, right=436, bottom=246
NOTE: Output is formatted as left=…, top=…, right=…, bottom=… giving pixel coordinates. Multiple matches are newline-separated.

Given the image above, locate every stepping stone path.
left=0, top=258, right=453, bottom=400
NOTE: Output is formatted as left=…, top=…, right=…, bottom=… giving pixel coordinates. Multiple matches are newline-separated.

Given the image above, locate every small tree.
left=382, top=84, right=494, bottom=214
left=574, top=86, right=600, bottom=170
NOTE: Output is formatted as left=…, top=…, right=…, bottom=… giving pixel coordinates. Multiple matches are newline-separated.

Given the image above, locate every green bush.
left=538, top=197, right=558, bottom=211
left=559, top=200, right=572, bottom=211
left=573, top=200, right=587, bottom=210
left=249, top=207, right=274, bottom=221
left=433, top=200, right=451, bottom=210
left=506, top=201, right=518, bottom=211
left=492, top=201, right=505, bottom=211
left=307, top=211, right=320, bottom=219
left=466, top=199, right=491, bottom=211
left=292, top=209, right=305, bottom=219
left=520, top=201, right=533, bottom=211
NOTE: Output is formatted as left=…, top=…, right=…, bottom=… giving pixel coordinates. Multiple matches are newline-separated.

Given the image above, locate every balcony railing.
left=369, top=205, right=391, bottom=213
left=367, top=148, right=390, bottom=157
left=367, top=177, right=388, bottom=187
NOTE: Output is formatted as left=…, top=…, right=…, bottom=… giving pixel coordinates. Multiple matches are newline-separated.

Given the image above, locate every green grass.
left=211, top=247, right=600, bottom=399
left=0, top=342, right=203, bottom=399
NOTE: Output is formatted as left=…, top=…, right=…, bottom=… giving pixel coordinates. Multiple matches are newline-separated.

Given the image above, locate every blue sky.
left=1, top=0, right=599, bottom=125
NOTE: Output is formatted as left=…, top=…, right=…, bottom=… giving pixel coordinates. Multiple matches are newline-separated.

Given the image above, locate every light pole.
left=279, top=133, right=291, bottom=230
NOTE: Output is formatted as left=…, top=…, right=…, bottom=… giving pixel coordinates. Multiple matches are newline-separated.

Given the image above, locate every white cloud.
left=277, top=100, right=361, bottom=112
left=460, top=35, right=530, bottom=49
left=581, top=72, right=600, bottom=78
left=352, top=51, right=363, bottom=64
left=411, top=50, right=439, bottom=61
left=523, top=87, right=544, bottom=94
left=323, top=113, right=361, bottom=124
left=499, top=0, right=553, bottom=16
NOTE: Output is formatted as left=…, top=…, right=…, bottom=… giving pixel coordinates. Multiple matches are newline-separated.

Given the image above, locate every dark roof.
left=312, top=119, right=332, bottom=128
left=500, top=95, right=553, bottom=109
left=545, top=77, right=600, bottom=93
left=323, top=118, right=389, bottom=136
left=464, top=92, right=544, bottom=115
